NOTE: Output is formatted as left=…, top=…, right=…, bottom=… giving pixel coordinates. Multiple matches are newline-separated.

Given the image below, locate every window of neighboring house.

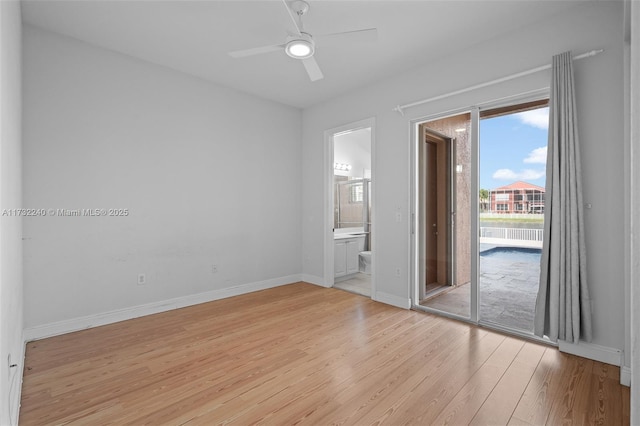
left=515, top=204, right=524, bottom=211
left=497, top=204, right=509, bottom=211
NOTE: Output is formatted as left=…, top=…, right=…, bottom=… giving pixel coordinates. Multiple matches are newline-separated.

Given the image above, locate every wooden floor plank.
left=510, top=347, right=568, bottom=425
left=121, top=308, right=438, bottom=425
left=544, top=354, right=593, bottom=425
left=377, top=331, right=508, bottom=425
left=584, top=361, right=625, bottom=425
left=19, top=282, right=630, bottom=425
left=469, top=341, right=546, bottom=425
left=196, top=313, right=446, bottom=424
left=305, top=320, right=484, bottom=425
left=352, top=330, right=503, bottom=426
left=429, top=337, right=527, bottom=426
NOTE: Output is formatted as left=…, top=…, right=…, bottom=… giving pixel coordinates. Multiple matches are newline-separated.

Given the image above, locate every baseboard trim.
left=373, top=291, right=411, bottom=309
left=300, top=274, right=327, bottom=287
left=24, top=275, right=300, bottom=341
left=558, top=340, right=623, bottom=367
left=620, top=366, right=631, bottom=387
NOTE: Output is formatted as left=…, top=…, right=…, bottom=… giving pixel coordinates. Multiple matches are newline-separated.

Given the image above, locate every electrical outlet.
left=395, top=268, right=401, bottom=277
left=212, top=265, right=218, bottom=273
left=137, top=273, right=146, bottom=285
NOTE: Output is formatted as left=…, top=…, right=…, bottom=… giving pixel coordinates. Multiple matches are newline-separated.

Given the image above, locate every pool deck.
left=422, top=245, right=541, bottom=332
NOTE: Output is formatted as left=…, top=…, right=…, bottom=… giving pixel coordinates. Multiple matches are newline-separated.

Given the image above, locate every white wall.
left=23, top=25, right=302, bottom=329
left=334, top=128, right=371, bottom=178
left=302, top=2, right=627, bottom=352
left=0, top=1, right=23, bottom=424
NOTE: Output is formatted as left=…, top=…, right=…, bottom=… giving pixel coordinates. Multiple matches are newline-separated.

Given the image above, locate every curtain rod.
left=392, top=49, right=604, bottom=116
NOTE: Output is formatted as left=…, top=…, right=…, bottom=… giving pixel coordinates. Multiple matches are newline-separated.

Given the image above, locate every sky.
left=479, top=107, right=549, bottom=191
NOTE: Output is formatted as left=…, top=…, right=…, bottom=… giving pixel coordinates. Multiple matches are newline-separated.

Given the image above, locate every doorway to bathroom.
left=324, top=118, right=375, bottom=298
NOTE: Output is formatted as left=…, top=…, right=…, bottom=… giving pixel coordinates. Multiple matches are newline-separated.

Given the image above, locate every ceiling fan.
left=228, top=0, right=377, bottom=82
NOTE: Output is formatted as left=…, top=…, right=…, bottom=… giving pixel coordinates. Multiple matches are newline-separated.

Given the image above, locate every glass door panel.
left=478, top=100, right=548, bottom=332
left=419, top=112, right=472, bottom=319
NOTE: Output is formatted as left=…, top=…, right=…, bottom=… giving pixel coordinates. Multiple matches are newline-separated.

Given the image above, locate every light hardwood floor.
left=20, top=282, right=629, bottom=425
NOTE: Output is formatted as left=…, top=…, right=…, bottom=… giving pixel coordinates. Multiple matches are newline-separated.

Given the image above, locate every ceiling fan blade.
left=302, top=56, right=324, bottom=81
left=282, top=0, right=302, bottom=35
left=315, top=28, right=378, bottom=46
left=228, top=44, right=284, bottom=58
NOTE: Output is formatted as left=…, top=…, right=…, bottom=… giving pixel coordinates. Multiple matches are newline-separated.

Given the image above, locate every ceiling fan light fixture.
left=285, top=37, right=314, bottom=59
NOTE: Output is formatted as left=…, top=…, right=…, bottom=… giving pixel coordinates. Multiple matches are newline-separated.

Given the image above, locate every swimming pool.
left=480, top=246, right=541, bottom=263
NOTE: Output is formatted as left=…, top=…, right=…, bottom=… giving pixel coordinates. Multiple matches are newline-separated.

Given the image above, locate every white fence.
left=480, top=227, right=543, bottom=242
left=479, top=227, right=543, bottom=248
left=480, top=213, right=544, bottom=220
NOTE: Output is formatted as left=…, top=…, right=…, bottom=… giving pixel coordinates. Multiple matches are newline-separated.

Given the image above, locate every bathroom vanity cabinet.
left=334, top=234, right=365, bottom=279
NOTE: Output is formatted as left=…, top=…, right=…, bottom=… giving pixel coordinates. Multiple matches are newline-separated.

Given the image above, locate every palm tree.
left=479, top=189, right=490, bottom=212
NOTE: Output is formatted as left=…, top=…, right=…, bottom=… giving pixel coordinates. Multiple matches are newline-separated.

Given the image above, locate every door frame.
left=418, top=126, right=457, bottom=301
left=324, top=117, right=376, bottom=295
left=410, top=107, right=479, bottom=322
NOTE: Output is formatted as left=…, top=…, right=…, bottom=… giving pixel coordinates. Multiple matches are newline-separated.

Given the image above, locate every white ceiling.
left=21, top=0, right=584, bottom=109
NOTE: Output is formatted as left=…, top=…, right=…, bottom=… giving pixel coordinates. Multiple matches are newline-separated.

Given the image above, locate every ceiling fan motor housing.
left=285, top=32, right=315, bottom=59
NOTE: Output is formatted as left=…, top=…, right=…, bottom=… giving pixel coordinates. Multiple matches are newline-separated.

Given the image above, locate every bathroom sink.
left=334, top=232, right=366, bottom=239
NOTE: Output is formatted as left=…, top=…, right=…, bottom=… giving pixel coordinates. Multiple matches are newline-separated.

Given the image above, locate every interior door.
left=425, top=141, right=438, bottom=287
left=424, top=130, right=452, bottom=293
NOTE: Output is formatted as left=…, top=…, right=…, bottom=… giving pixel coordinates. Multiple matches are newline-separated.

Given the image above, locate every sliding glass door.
left=413, top=95, right=549, bottom=338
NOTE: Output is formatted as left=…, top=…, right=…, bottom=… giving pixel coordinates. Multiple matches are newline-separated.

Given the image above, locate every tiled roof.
left=493, top=181, right=545, bottom=192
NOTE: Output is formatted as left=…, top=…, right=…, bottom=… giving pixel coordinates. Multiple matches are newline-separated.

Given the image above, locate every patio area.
left=421, top=245, right=541, bottom=332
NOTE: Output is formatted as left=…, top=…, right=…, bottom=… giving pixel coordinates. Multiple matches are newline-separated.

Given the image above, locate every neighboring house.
left=489, top=181, right=545, bottom=214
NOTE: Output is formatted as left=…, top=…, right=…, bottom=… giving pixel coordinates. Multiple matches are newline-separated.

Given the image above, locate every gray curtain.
left=534, top=51, right=593, bottom=343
